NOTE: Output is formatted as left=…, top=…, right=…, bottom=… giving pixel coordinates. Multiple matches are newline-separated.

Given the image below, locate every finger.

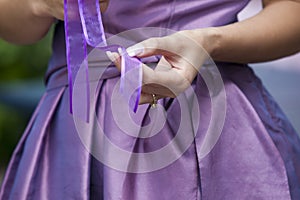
left=126, top=37, right=172, bottom=58
left=100, top=0, right=109, bottom=12
left=106, top=50, right=159, bottom=91
left=141, top=83, right=176, bottom=98
left=139, top=93, right=153, bottom=105
left=154, top=56, right=172, bottom=71
left=106, top=50, right=169, bottom=98
left=106, top=51, right=121, bottom=71
left=139, top=92, right=164, bottom=105
left=141, top=57, right=188, bottom=97
left=139, top=63, right=181, bottom=98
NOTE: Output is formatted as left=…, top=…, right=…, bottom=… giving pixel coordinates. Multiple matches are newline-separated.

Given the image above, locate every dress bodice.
left=47, top=0, right=250, bottom=80
left=102, top=0, right=250, bottom=33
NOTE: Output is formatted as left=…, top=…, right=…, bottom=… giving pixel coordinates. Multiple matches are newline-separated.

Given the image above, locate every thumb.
left=126, top=37, right=170, bottom=58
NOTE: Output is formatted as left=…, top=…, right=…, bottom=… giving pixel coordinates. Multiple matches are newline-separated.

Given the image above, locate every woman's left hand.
left=107, top=29, right=216, bottom=105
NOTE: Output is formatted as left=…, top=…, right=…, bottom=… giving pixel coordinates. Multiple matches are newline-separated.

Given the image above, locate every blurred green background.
left=0, top=28, right=54, bottom=181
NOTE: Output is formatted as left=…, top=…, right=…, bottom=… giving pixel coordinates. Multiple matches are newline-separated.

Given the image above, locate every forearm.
left=0, top=0, right=54, bottom=44
left=199, top=0, right=300, bottom=63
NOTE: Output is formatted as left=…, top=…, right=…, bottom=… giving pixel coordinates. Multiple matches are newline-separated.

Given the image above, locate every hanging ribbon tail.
left=64, top=0, right=143, bottom=122
left=64, top=0, right=90, bottom=122
left=119, top=48, right=142, bottom=113
left=78, top=0, right=107, bottom=46
left=95, top=45, right=143, bottom=113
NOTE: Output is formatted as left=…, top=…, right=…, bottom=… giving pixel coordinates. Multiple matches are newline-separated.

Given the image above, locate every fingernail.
left=118, top=47, right=123, bottom=55
left=106, top=51, right=119, bottom=62
left=126, top=44, right=144, bottom=57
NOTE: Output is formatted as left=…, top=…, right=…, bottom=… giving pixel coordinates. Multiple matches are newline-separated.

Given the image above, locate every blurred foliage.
left=0, top=104, right=28, bottom=167
left=0, top=29, right=53, bottom=81
left=0, top=27, right=54, bottom=172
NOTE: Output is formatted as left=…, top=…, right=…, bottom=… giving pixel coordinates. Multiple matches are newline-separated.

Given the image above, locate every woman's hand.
left=107, top=29, right=217, bottom=104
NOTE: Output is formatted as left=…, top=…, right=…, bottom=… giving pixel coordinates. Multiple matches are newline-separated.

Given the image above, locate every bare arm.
left=0, top=0, right=110, bottom=45
left=0, top=0, right=63, bottom=45
left=115, top=0, right=300, bottom=103
left=207, top=0, right=300, bottom=63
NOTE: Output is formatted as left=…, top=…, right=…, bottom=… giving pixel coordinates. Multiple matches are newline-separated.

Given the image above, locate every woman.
left=0, top=0, right=300, bottom=199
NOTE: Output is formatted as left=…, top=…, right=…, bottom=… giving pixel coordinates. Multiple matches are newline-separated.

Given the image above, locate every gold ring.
left=151, top=94, right=158, bottom=108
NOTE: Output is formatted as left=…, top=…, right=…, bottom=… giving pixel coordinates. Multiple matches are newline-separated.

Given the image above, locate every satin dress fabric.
left=1, top=0, right=300, bottom=199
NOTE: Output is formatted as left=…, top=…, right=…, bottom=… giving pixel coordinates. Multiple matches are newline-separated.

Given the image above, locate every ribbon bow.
left=64, top=0, right=142, bottom=121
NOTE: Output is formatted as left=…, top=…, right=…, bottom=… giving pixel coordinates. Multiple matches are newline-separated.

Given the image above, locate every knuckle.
left=146, top=37, right=161, bottom=50
left=169, top=93, right=177, bottom=98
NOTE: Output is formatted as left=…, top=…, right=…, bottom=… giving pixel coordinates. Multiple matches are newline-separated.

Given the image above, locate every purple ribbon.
left=64, top=0, right=142, bottom=121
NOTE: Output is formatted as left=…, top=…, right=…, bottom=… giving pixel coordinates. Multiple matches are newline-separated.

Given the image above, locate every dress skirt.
left=0, top=59, right=300, bottom=199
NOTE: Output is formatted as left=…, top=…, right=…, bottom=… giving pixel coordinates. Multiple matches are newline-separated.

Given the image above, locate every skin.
left=0, top=0, right=109, bottom=44
left=0, top=0, right=299, bottom=104
left=108, top=0, right=300, bottom=104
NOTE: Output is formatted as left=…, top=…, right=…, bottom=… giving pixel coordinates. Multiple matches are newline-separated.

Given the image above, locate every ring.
left=151, top=94, right=158, bottom=108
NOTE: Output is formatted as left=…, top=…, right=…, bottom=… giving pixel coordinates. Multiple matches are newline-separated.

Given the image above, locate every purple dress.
left=1, top=0, right=300, bottom=199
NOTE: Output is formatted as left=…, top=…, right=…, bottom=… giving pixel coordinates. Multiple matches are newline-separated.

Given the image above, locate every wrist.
left=186, top=28, right=222, bottom=60
left=204, top=27, right=222, bottom=60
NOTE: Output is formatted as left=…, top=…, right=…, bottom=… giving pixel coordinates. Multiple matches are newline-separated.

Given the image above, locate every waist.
left=45, top=64, right=121, bottom=91
left=45, top=59, right=161, bottom=91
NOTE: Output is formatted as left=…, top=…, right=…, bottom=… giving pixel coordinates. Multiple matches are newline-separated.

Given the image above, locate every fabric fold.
left=64, top=0, right=143, bottom=121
